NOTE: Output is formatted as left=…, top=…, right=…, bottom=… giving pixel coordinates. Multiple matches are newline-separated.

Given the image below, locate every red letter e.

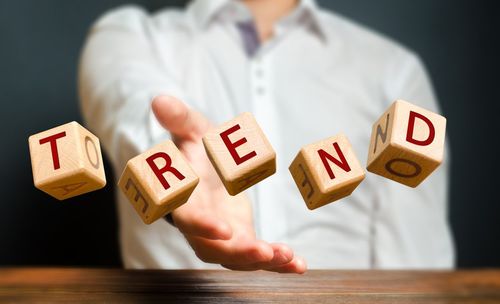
left=220, top=124, right=257, bottom=165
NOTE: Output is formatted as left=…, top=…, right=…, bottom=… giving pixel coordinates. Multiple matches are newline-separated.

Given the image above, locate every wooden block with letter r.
left=202, top=112, right=276, bottom=196
left=118, top=140, right=199, bottom=224
left=367, top=99, right=447, bottom=187
left=289, top=134, right=365, bottom=210
left=28, top=121, right=106, bottom=200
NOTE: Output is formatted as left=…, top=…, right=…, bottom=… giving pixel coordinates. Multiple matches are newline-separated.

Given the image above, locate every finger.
left=172, top=204, right=232, bottom=240
left=222, top=258, right=304, bottom=274
left=269, top=243, right=294, bottom=265
left=189, top=237, right=274, bottom=265
left=223, top=257, right=306, bottom=274
left=151, top=95, right=209, bottom=140
left=266, top=256, right=307, bottom=274
left=221, top=243, right=294, bottom=271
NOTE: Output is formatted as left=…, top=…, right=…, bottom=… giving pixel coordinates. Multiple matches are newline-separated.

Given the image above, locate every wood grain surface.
left=118, top=140, right=199, bottom=225
left=28, top=121, right=106, bottom=200
left=366, top=99, right=446, bottom=188
left=289, top=133, right=365, bottom=210
left=0, top=268, right=499, bottom=303
left=202, top=112, right=276, bottom=196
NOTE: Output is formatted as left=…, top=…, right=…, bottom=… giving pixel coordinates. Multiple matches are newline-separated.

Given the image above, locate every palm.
left=152, top=95, right=306, bottom=273
left=176, top=135, right=255, bottom=244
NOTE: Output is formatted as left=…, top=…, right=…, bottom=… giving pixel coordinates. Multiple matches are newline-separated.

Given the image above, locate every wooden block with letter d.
left=28, top=121, right=106, bottom=200
left=289, top=134, right=365, bottom=210
left=118, top=140, right=199, bottom=224
left=367, top=99, right=447, bottom=187
left=202, top=112, right=276, bottom=196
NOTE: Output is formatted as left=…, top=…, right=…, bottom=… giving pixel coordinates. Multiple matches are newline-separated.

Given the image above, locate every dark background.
left=0, top=0, right=498, bottom=267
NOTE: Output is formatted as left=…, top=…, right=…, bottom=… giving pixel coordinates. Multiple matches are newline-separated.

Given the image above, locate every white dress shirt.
left=79, top=0, right=454, bottom=269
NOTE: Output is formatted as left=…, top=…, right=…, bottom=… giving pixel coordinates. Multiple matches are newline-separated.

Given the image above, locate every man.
left=79, top=0, right=454, bottom=273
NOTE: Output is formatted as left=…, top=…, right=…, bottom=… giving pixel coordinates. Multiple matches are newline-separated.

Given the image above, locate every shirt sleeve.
left=78, top=6, right=187, bottom=169
left=373, top=50, right=454, bottom=268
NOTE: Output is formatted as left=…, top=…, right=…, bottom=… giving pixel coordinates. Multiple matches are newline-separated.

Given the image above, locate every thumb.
left=151, top=95, right=210, bottom=141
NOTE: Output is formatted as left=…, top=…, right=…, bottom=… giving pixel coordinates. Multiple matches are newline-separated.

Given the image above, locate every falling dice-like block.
left=289, top=134, right=365, bottom=210
left=367, top=100, right=446, bottom=187
left=118, top=140, right=199, bottom=224
left=28, top=121, right=106, bottom=200
left=202, top=112, right=276, bottom=196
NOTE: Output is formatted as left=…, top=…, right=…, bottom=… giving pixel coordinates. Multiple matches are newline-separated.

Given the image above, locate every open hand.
left=152, top=95, right=306, bottom=273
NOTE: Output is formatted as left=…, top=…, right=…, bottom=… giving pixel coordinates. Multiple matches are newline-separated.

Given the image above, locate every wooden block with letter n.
left=289, top=134, right=365, bottom=210
left=202, top=112, right=276, bottom=196
left=28, top=121, right=106, bottom=200
left=367, top=99, right=447, bottom=187
left=118, top=140, right=199, bottom=224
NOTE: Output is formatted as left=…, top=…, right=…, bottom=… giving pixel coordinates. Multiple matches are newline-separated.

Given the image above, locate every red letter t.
left=39, top=131, right=66, bottom=170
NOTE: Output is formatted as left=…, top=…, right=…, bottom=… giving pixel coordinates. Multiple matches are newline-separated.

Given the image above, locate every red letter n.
left=146, top=152, right=185, bottom=190
left=317, top=142, right=351, bottom=180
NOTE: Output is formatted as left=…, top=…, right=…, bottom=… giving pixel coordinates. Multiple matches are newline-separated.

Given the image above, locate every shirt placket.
left=249, top=50, right=287, bottom=243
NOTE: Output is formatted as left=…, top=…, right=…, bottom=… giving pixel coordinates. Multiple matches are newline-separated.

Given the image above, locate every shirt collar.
left=187, top=0, right=229, bottom=27
left=187, top=0, right=328, bottom=43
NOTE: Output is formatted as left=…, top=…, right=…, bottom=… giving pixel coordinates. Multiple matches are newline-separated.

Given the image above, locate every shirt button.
left=256, top=87, right=265, bottom=95
left=255, top=69, right=263, bottom=78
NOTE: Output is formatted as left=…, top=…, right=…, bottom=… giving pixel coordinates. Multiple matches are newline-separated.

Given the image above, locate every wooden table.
left=0, top=268, right=499, bottom=303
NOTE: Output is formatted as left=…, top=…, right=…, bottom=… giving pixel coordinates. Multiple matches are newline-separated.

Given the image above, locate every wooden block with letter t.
left=28, top=121, right=106, bottom=200
left=367, top=99, right=447, bottom=187
left=202, top=112, right=276, bottom=196
left=289, top=134, right=365, bottom=210
left=118, top=140, right=199, bottom=224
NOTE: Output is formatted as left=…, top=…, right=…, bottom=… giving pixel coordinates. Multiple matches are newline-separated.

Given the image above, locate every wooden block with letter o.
left=202, top=112, right=276, bottom=196
left=118, top=140, right=199, bottom=224
left=367, top=100, right=446, bottom=187
left=289, top=134, right=365, bottom=210
left=28, top=121, right=106, bottom=200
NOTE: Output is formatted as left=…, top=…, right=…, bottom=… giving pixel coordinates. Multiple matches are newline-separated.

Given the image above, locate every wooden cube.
left=367, top=100, right=447, bottom=187
left=118, top=140, right=199, bottom=224
left=202, top=112, right=276, bottom=196
left=289, top=134, right=365, bottom=210
left=28, top=121, right=106, bottom=200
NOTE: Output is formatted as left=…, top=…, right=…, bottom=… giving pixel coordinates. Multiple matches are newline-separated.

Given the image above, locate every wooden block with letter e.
left=367, top=99, right=447, bottom=187
left=28, top=121, right=106, bottom=200
left=289, top=134, right=365, bottom=210
left=202, top=112, right=276, bottom=196
left=118, top=140, right=199, bottom=224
